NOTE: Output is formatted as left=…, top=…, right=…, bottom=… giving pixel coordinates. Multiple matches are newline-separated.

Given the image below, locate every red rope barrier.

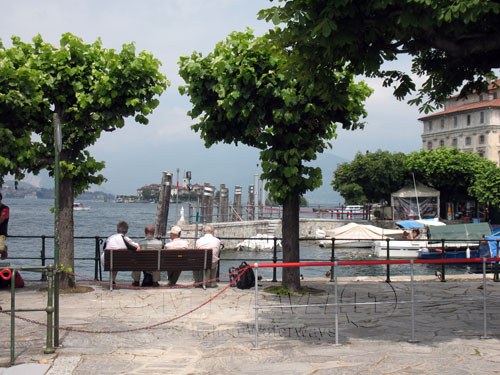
left=249, top=257, right=500, bottom=268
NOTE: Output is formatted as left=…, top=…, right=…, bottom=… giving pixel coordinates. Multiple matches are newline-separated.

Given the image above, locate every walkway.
left=1, top=273, right=500, bottom=374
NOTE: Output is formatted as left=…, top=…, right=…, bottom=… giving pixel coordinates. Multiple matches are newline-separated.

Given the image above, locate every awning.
left=428, top=223, right=491, bottom=242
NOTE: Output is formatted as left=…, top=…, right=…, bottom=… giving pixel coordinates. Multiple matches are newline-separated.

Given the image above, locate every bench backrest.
left=103, top=249, right=212, bottom=271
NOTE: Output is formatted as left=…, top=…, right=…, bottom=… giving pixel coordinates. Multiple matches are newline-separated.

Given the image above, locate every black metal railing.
left=3, top=235, right=499, bottom=283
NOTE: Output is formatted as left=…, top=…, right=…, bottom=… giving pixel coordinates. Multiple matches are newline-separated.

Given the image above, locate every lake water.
left=3, top=198, right=470, bottom=282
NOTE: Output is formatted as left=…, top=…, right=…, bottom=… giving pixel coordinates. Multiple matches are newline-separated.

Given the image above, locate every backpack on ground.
left=235, top=261, right=255, bottom=290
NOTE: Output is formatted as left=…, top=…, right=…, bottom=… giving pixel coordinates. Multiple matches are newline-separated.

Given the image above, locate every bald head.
left=144, top=225, right=155, bottom=236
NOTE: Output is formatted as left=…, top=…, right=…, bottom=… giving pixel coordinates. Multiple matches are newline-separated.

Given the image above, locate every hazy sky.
left=0, top=0, right=424, bottom=196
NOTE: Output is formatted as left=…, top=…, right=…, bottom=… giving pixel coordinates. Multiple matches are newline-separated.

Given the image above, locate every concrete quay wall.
left=180, top=219, right=398, bottom=249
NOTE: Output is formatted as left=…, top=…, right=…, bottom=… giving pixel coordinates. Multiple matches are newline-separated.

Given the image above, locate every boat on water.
left=372, top=218, right=445, bottom=258
left=73, top=202, right=90, bottom=211
left=236, top=234, right=282, bottom=252
left=317, top=223, right=403, bottom=248
left=418, top=222, right=492, bottom=259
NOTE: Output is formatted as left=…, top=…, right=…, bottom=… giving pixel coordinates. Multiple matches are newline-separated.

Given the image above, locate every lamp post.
left=53, top=112, right=62, bottom=347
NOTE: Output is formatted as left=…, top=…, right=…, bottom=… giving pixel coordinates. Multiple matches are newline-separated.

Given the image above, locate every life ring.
left=0, top=268, right=12, bottom=280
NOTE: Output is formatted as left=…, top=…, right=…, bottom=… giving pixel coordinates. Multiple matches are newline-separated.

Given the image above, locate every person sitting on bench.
left=164, top=225, right=190, bottom=286
left=103, top=221, right=140, bottom=284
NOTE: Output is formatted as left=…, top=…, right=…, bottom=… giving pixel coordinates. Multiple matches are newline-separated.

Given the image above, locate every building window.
left=440, top=119, right=444, bottom=129
left=467, top=114, right=471, bottom=126
left=478, top=152, right=484, bottom=158
left=427, top=141, right=433, bottom=150
left=479, top=95, right=483, bottom=102
left=452, top=138, right=458, bottom=147
left=428, top=121, right=433, bottom=131
left=439, top=139, right=444, bottom=147
left=453, top=117, right=458, bottom=128
left=480, top=112, right=485, bottom=123
left=465, top=136, right=472, bottom=145
left=479, top=135, right=485, bottom=144
left=494, top=92, right=498, bottom=100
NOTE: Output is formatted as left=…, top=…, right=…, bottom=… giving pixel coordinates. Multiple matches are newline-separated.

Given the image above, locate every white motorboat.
left=73, top=202, right=90, bottom=211
left=372, top=218, right=445, bottom=258
left=317, top=223, right=403, bottom=248
left=236, top=234, right=282, bottom=252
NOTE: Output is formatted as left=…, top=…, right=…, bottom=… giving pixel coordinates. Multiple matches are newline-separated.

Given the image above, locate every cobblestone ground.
left=1, top=275, right=500, bottom=374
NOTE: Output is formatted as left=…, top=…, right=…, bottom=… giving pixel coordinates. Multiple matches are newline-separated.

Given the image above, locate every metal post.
left=176, top=168, right=179, bottom=223
left=385, top=238, right=391, bottom=283
left=10, top=268, right=16, bottom=364
left=334, top=261, right=339, bottom=346
left=481, top=257, right=490, bottom=339
left=253, top=263, right=259, bottom=349
left=440, top=239, right=446, bottom=282
left=494, top=239, right=500, bottom=282
left=44, top=265, right=55, bottom=353
left=94, top=236, right=100, bottom=280
left=272, top=238, right=278, bottom=282
left=408, top=260, right=418, bottom=343
left=330, top=239, right=335, bottom=282
left=41, top=235, right=47, bottom=281
left=53, top=113, right=61, bottom=347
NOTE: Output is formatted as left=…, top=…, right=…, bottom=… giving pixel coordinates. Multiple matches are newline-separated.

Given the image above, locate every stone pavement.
left=1, top=273, right=500, bottom=374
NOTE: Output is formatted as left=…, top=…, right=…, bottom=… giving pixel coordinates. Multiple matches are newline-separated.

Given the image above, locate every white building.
left=419, top=80, right=500, bottom=166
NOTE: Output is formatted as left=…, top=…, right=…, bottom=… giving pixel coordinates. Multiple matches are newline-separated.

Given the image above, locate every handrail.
left=4, top=235, right=499, bottom=283
left=1, top=264, right=56, bottom=364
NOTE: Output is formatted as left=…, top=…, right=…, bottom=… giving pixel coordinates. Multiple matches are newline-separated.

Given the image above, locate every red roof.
left=419, top=98, right=500, bottom=120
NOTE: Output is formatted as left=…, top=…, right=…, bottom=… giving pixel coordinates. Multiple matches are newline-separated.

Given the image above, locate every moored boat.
left=317, top=223, right=403, bottom=249
left=73, top=202, right=90, bottom=211
left=236, top=234, right=282, bottom=252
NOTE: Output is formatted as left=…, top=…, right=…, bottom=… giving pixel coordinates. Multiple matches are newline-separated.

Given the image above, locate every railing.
left=250, top=256, right=500, bottom=348
left=1, top=265, right=56, bottom=364
left=4, top=235, right=500, bottom=284
left=185, top=202, right=375, bottom=223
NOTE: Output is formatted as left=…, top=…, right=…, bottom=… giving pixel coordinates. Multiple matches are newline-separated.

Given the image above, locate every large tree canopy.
left=179, top=29, right=371, bottom=290
left=332, top=148, right=500, bottom=210
left=0, top=33, right=169, bottom=287
left=259, top=0, right=500, bottom=112
left=332, top=150, right=410, bottom=204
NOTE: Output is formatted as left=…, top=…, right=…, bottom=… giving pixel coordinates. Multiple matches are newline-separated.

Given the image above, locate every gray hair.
left=203, top=225, right=214, bottom=234
left=117, top=221, right=129, bottom=234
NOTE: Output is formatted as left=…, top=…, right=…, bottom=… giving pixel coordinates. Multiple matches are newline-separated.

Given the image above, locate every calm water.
left=3, top=198, right=467, bottom=281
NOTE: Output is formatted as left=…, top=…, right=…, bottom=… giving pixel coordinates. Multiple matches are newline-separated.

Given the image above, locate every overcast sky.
left=1, top=0, right=424, bottom=196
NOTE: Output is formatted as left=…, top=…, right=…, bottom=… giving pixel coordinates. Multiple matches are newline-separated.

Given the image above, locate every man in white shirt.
left=164, top=225, right=190, bottom=286
left=103, top=221, right=140, bottom=284
left=194, top=224, right=221, bottom=288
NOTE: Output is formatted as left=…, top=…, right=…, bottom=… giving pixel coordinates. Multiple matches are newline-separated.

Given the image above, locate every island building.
left=418, top=79, right=500, bottom=166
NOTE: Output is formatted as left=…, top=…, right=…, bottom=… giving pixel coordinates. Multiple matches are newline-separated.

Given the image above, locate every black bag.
left=236, top=261, right=255, bottom=290
left=141, top=271, right=153, bottom=287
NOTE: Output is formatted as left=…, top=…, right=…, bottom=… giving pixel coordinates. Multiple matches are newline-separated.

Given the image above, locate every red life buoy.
left=0, top=268, right=12, bottom=280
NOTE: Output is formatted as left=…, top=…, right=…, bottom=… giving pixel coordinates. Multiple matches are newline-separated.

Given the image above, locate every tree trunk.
left=58, top=176, right=76, bottom=288
left=281, top=193, right=301, bottom=292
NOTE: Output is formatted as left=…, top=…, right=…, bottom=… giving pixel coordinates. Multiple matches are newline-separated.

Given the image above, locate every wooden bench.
left=103, top=248, right=212, bottom=290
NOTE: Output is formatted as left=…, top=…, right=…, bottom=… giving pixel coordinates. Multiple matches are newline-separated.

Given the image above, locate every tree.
left=259, top=1, right=500, bottom=112
left=406, top=147, right=500, bottom=211
left=179, top=29, right=371, bottom=291
left=0, top=34, right=169, bottom=288
left=332, top=151, right=410, bottom=204
left=332, top=148, right=500, bottom=215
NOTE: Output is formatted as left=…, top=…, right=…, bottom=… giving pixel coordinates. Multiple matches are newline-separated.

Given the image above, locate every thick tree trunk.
left=281, top=193, right=301, bottom=292
left=58, top=176, right=76, bottom=288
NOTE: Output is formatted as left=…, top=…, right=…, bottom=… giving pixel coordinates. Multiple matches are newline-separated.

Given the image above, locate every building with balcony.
left=419, top=80, right=500, bottom=166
